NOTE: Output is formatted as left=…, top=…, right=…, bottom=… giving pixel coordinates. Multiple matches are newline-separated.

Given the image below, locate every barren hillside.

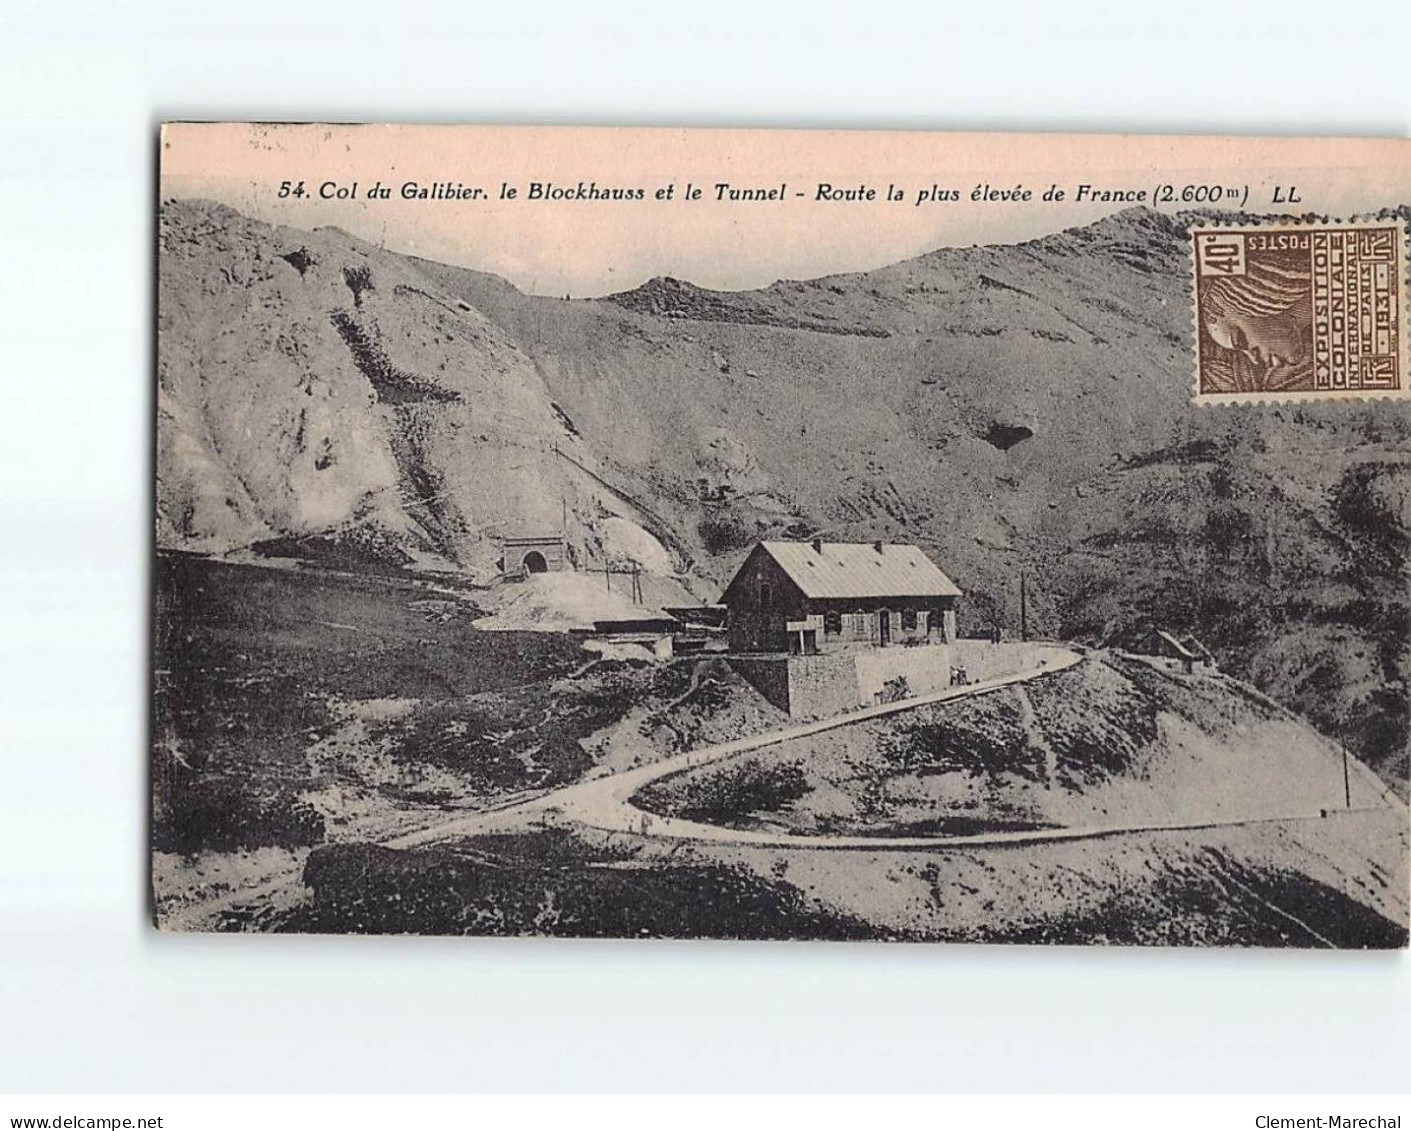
left=157, top=199, right=1411, bottom=792
left=635, top=652, right=1397, bottom=837
left=157, top=200, right=687, bottom=584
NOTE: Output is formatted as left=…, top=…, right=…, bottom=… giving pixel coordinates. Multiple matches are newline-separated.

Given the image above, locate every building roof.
left=725, top=541, right=961, bottom=602
left=1153, top=629, right=1214, bottom=662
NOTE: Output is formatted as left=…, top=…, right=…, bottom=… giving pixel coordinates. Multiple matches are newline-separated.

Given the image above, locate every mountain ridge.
left=156, top=197, right=1411, bottom=794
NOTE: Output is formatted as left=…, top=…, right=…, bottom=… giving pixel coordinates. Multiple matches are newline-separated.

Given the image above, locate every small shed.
left=1137, top=629, right=1217, bottom=674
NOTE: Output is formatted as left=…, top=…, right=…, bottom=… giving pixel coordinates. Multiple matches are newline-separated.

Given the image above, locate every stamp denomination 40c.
left=1192, top=218, right=1407, bottom=403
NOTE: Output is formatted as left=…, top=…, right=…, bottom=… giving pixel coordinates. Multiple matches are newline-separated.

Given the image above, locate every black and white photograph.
left=5, top=3, right=1411, bottom=1113
left=152, top=125, right=1408, bottom=946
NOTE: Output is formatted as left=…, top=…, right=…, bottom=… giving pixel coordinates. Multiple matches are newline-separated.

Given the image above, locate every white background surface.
left=1, top=0, right=1409, bottom=1094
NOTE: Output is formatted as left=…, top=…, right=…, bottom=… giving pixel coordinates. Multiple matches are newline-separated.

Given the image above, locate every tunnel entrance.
left=522, top=551, right=549, bottom=574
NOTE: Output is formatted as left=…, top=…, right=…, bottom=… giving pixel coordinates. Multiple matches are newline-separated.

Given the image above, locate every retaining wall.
left=726, top=656, right=794, bottom=714
left=951, top=640, right=1059, bottom=683
left=784, top=653, right=863, bottom=718
left=731, top=641, right=1063, bottom=719
left=853, top=643, right=953, bottom=704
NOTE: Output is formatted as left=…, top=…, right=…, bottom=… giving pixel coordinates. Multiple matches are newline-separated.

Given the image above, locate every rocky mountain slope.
left=157, top=201, right=682, bottom=582
left=636, top=652, right=1400, bottom=836
left=156, top=198, right=1411, bottom=792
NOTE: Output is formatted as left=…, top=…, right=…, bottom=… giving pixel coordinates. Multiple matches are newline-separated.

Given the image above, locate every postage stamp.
left=1192, top=218, right=1408, bottom=403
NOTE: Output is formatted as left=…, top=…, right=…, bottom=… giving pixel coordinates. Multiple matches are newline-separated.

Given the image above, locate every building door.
left=879, top=610, right=891, bottom=646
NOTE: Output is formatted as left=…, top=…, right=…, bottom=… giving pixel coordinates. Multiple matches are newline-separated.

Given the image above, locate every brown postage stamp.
left=1192, top=219, right=1408, bottom=403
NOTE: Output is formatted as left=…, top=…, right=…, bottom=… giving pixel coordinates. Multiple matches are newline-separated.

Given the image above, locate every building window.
left=823, top=610, right=842, bottom=635
left=851, top=613, right=867, bottom=635
left=901, top=608, right=917, bottom=631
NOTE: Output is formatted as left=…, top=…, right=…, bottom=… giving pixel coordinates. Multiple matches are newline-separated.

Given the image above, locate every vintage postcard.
left=154, top=125, right=1409, bottom=945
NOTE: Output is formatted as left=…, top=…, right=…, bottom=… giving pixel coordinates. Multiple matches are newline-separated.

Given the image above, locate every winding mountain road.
left=163, top=642, right=1405, bottom=932
left=390, top=643, right=1401, bottom=853
left=162, top=645, right=1080, bottom=931
left=390, top=645, right=1088, bottom=849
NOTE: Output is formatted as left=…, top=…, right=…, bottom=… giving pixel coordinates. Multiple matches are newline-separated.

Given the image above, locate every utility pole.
left=1342, top=746, right=1352, bottom=810
left=1019, top=571, right=1028, bottom=643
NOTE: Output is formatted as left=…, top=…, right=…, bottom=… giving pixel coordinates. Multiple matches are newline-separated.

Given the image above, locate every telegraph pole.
left=1019, top=571, right=1028, bottom=643
left=1342, top=746, right=1352, bottom=810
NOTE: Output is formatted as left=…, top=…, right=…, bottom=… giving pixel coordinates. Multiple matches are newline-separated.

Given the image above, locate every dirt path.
left=391, top=645, right=1085, bottom=849
left=1015, top=683, right=1060, bottom=789
left=1201, top=851, right=1339, bottom=948
left=393, top=644, right=1404, bottom=854
left=163, top=642, right=1404, bottom=931
left=660, top=659, right=709, bottom=713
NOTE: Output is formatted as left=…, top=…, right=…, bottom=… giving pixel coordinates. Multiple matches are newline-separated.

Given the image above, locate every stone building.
left=719, top=540, right=960, bottom=655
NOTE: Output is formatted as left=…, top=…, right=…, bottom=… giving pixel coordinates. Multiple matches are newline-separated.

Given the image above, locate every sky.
left=162, top=124, right=1411, bottom=297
